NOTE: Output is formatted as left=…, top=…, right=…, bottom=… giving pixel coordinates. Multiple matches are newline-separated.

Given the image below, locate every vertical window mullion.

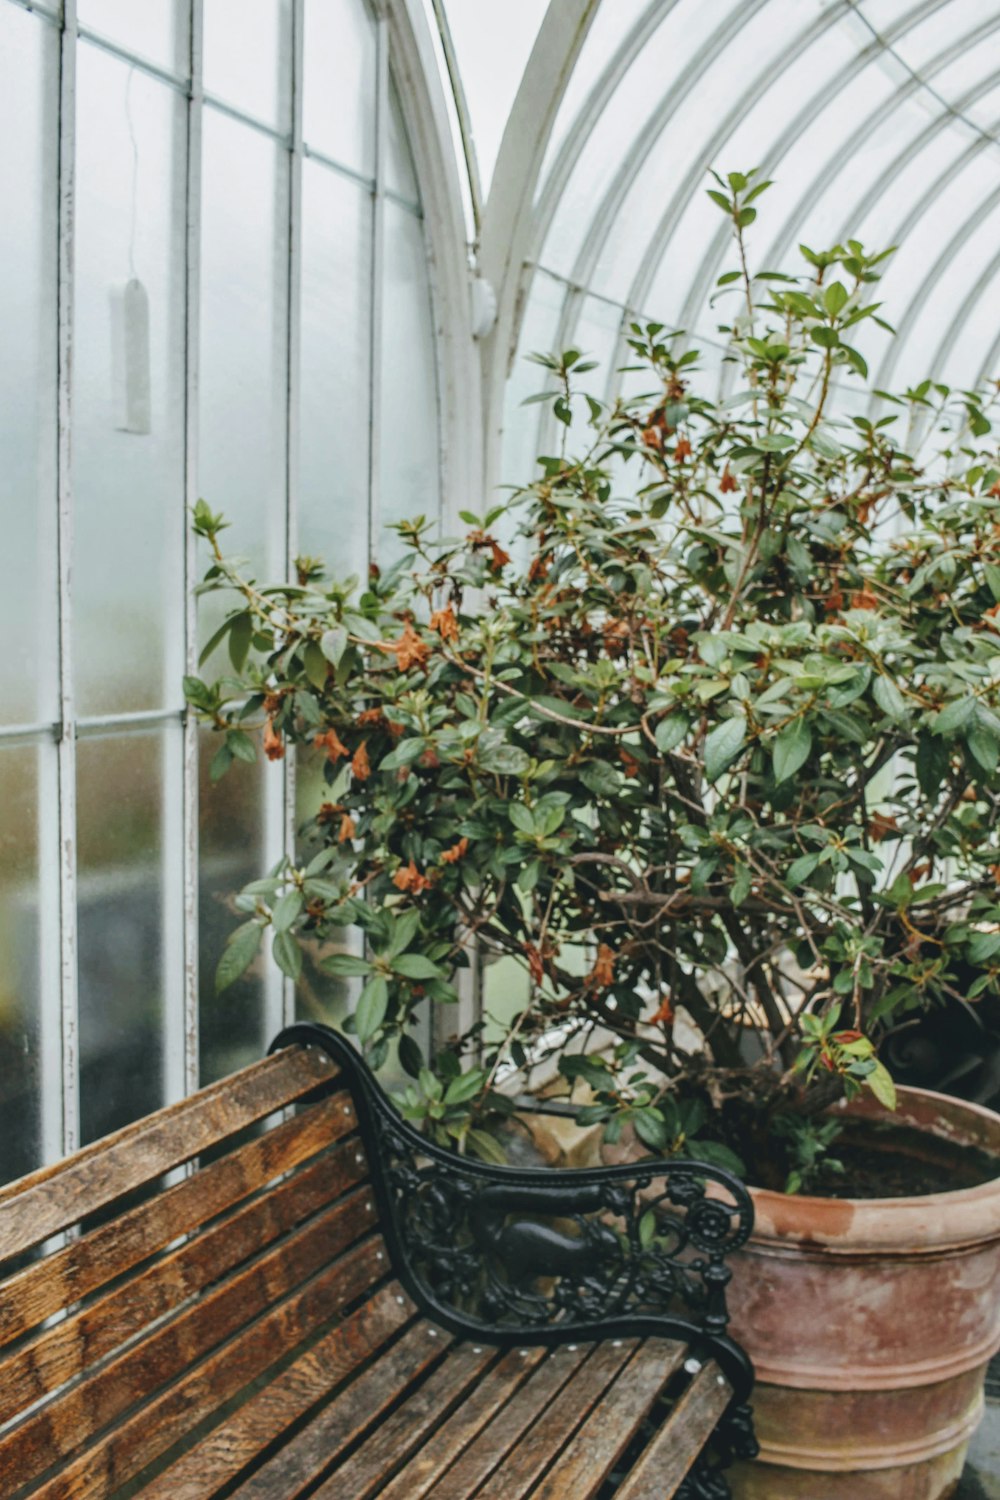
left=368, top=12, right=388, bottom=570
left=56, top=0, right=79, bottom=1158
left=281, top=0, right=305, bottom=1031
left=181, top=0, right=204, bottom=1093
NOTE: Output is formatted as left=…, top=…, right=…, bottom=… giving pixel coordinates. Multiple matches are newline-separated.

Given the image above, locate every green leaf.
left=226, top=729, right=257, bottom=764
left=915, top=733, right=950, bottom=798
left=320, top=626, right=349, bottom=666
left=508, top=803, right=536, bottom=835
left=229, top=611, right=253, bottom=673
left=215, top=921, right=263, bottom=994
left=934, top=696, right=975, bottom=736
left=302, top=639, right=329, bottom=692
left=386, top=908, right=421, bottom=958
left=391, top=953, right=444, bottom=980
left=655, top=714, right=689, bottom=753
left=731, top=862, right=752, bottom=907
left=872, top=676, right=905, bottom=721
left=443, top=1069, right=487, bottom=1105
left=867, top=1060, right=897, bottom=1111
left=320, top=952, right=374, bottom=977
left=823, top=280, right=848, bottom=317
left=688, top=1139, right=746, bottom=1176
left=272, top=929, right=303, bottom=982
left=967, top=728, right=999, bottom=774
left=633, top=1110, right=669, bottom=1150
left=704, top=713, right=747, bottom=783
left=379, top=738, right=426, bottom=770
left=356, top=975, right=389, bottom=1043
left=271, top=889, right=303, bottom=933
left=786, top=851, right=820, bottom=887
left=467, top=1128, right=507, bottom=1166
left=984, top=563, right=1000, bottom=602
left=209, top=742, right=233, bottom=783
left=198, top=616, right=235, bottom=668
left=772, top=717, right=812, bottom=784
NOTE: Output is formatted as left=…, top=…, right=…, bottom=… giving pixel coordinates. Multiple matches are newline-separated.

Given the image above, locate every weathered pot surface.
left=727, top=1085, right=1000, bottom=1500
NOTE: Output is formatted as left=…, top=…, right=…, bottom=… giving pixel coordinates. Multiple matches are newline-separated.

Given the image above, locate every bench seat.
left=0, top=1022, right=757, bottom=1499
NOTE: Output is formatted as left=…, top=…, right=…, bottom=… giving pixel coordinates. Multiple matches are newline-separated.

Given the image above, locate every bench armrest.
left=270, top=1022, right=755, bottom=1404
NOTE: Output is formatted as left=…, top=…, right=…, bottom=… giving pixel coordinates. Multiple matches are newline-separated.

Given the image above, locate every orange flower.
left=824, top=586, right=845, bottom=616
left=650, top=994, right=674, bottom=1026
left=440, top=836, right=469, bottom=866
left=387, top=720, right=406, bottom=739
left=429, top=604, right=459, bottom=642
left=851, top=586, right=879, bottom=611
left=393, top=859, right=430, bottom=894
left=388, top=622, right=430, bottom=672
left=990, top=480, right=1000, bottom=498
left=263, top=719, right=285, bottom=761
left=356, top=707, right=386, bottom=728
left=338, top=813, right=357, bottom=843
left=351, top=741, right=371, bottom=780
left=590, top=943, right=615, bottom=990
left=524, top=942, right=546, bottom=986
left=620, top=748, right=641, bottom=778
left=720, top=466, right=737, bottom=493
left=869, top=811, right=898, bottom=843
left=315, top=801, right=342, bottom=826
left=489, top=539, right=511, bottom=573
left=641, top=425, right=664, bottom=452
left=673, top=437, right=692, bottom=462
left=314, top=727, right=349, bottom=763
left=419, top=747, right=441, bottom=769
left=528, top=553, right=550, bottom=583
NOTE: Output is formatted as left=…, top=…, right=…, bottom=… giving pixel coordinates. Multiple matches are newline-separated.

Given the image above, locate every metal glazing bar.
left=0, top=721, right=59, bottom=744
left=302, top=141, right=375, bottom=193
left=181, top=0, right=204, bottom=1094
left=56, top=0, right=79, bottom=1158
left=76, top=707, right=186, bottom=736
left=280, top=0, right=305, bottom=1033
left=200, top=90, right=293, bottom=145
left=76, top=25, right=190, bottom=91
left=426, top=0, right=481, bottom=238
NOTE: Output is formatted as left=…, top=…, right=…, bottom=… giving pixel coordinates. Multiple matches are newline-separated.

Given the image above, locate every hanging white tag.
left=110, top=277, right=151, bottom=434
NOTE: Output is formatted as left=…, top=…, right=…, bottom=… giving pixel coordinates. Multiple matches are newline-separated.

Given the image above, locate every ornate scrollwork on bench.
left=270, top=1021, right=757, bottom=1413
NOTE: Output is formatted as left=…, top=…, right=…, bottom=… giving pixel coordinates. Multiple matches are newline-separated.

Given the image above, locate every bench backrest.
left=0, top=1046, right=382, bottom=1498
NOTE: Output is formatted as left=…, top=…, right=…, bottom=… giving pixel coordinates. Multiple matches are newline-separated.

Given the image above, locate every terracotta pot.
left=727, top=1086, right=1000, bottom=1500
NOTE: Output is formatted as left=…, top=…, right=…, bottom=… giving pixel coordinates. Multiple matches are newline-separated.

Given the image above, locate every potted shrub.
left=188, top=171, right=1000, bottom=1498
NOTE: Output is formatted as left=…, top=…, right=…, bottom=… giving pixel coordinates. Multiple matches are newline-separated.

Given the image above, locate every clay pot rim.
left=748, top=1084, right=1000, bottom=1251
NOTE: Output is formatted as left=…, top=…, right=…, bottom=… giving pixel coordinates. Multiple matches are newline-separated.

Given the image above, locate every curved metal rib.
left=270, top=1020, right=756, bottom=1405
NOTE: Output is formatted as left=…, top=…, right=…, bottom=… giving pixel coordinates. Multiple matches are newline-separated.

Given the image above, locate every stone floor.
left=957, top=1363, right=1000, bottom=1499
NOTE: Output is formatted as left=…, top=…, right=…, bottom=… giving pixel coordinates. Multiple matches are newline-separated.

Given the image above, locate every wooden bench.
left=0, top=1019, right=757, bottom=1499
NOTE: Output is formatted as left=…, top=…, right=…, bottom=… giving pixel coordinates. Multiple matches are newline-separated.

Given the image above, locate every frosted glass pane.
left=0, top=746, right=46, bottom=1186
left=204, top=0, right=291, bottom=130
left=77, top=732, right=165, bottom=1145
left=199, top=730, right=267, bottom=1083
left=386, top=78, right=419, bottom=203
left=0, top=5, right=58, bottom=727
left=379, top=204, right=440, bottom=560
left=440, top=0, right=543, bottom=196
left=502, top=269, right=565, bottom=491
left=294, top=746, right=364, bottom=1028
left=303, top=0, right=376, bottom=176
left=299, top=161, right=371, bottom=585
left=199, top=110, right=288, bottom=583
left=74, top=46, right=186, bottom=716
left=79, top=0, right=189, bottom=76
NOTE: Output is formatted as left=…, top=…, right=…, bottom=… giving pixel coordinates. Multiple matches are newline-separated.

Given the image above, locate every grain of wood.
left=0, top=1137, right=366, bottom=1429
left=611, top=1361, right=732, bottom=1500
left=26, top=1237, right=389, bottom=1500
left=0, top=1192, right=376, bottom=1491
left=473, top=1340, right=638, bottom=1500
left=529, top=1338, right=689, bottom=1500
left=0, top=1088, right=360, bottom=1352
left=423, top=1345, right=591, bottom=1500
left=316, top=1342, right=498, bottom=1500
left=376, top=1346, right=548, bottom=1500
left=0, top=1047, right=338, bottom=1263
left=141, top=1291, right=422, bottom=1500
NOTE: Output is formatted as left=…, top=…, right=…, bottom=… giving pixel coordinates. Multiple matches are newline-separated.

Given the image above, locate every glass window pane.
left=440, top=0, right=544, bottom=197
left=198, top=731, right=268, bottom=1083
left=299, top=161, right=371, bottom=583
left=204, top=0, right=292, bottom=131
left=74, top=45, right=187, bottom=716
left=0, top=4, right=58, bottom=727
left=303, top=0, right=376, bottom=176
left=77, top=731, right=166, bottom=1144
left=0, top=744, right=48, bottom=1186
left=199, top=108, right=289, bottom=629
left=386, top=78, right=419, bottom=204
left=78, top=0, right=189, bottom=77
left=379, top=204, right=440, bottom=561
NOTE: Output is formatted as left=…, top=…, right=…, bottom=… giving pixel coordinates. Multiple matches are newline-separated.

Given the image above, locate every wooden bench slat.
left=216, top=1318, right=446, bottom=1500
left=139, top=1294, right=424, bottom=1500
left=25, top=1238, right=390, bottom=1500
left=316, top=1342, right=499, bottom=1500
left=612, top=1361, right=733, bottom=1500
left=420, top=1344, right=591, bottom=1500
left=3, top=1190, right=376, bottom=1492
left=375, top=1347, right=548, bottom=1500
left=0, top=1137, right=366, bottom=1429
left=472, top=1339, right=639, bottom=1500
left=528, top=1339, right=690, bottom=1500
left=0, top=1087, right=358, bottom=1352
left=0, top=1047, right=339, bottom=1262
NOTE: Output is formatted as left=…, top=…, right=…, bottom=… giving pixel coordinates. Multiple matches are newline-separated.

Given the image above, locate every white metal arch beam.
left=675, top=0, right=956, bottom=343
left=477, top=0, right=600, bottom=497
left=928, top=189, right=1000, bottom=380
